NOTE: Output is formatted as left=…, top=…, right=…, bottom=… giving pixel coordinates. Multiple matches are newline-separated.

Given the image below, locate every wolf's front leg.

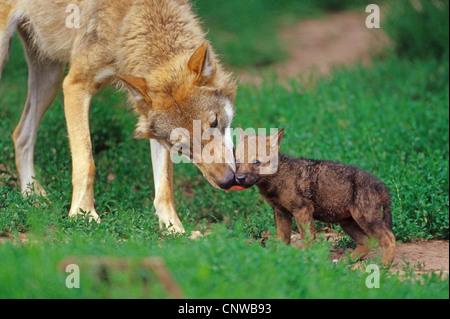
left=150, top=139, right=185, bottom=234
left=63, top=75, right=100, bottom=223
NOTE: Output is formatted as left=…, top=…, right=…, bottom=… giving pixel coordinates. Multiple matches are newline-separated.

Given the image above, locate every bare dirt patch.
left=0, top=163, right=18, bottom=187
left=291, top=233, right=449, bottom=276
left=390, top=241, right=449, bottom=275
left=237, top=11, right=391, bottom=85
left=0, top=232, right=28, bottom=245
left=0, top=163, right=7, bottom=186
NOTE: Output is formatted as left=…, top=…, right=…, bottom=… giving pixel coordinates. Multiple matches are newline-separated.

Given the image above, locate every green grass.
left=0, top=224, right=447, bottom=299
left=1, top=19, right=449, bottom=298
left=384, top=0, right=449, bottom=60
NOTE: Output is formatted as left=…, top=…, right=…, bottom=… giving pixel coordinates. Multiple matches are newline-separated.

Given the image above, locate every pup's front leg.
left=293, top=205, right=316, bottom=242
left=63, top=76, right=100, bottom=223
left=150, top=140, right=185, bottom=234
left=274, top=209, right=293, bottom=244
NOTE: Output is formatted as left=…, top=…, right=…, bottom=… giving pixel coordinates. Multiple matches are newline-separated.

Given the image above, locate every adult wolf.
left=0, top=0, right=237, bottom=235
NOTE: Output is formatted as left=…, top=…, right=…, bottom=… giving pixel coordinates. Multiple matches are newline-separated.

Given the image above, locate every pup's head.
left=234, top=128, right=284, bottom=188
left=118, top=42, right=237, bottom=189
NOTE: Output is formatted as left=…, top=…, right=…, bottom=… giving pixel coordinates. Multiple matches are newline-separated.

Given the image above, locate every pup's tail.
left=381, top=188, right=393, bottom=229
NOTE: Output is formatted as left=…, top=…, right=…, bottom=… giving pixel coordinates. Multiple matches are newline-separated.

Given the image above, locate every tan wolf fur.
left=0, top=0, right=237, bottom=234
left=234, top=129, right=396, bottom=265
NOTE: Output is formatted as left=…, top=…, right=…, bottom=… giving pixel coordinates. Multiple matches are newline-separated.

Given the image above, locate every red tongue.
left=225, top=185, right=247, bottom=193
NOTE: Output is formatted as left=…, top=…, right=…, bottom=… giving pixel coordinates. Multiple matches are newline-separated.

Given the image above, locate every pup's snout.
left=236, top=174, right=246, bottom=183
left=234, top=172, right=259, bottom=188
left=217, top=170, right=236, bottom=190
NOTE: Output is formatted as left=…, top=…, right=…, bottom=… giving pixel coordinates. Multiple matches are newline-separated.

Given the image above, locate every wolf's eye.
left=253, top=159, right=261, bottom=166
left=210, top=118, right=218, bottom=128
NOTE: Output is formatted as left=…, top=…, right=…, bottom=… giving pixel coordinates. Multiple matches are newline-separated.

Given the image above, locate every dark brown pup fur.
left=235, top=128, right=396, bottom=265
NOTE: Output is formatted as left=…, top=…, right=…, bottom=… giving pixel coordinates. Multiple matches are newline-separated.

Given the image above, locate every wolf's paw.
left=188, top=230, right=203, bottom=240
left=69, top=209, right=101, bottom=224
left=159, top=217, right=186, bottom=236
left=22, top=181, right=47, bottom=198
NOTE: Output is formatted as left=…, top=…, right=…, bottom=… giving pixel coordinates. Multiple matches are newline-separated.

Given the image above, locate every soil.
left=387, top=241, right=449, bottom=275
left=0, top=163, right=18, bottom=187
left=291, top=233, right=449, bottom=276
left=236, top=11, right=391, bottom=85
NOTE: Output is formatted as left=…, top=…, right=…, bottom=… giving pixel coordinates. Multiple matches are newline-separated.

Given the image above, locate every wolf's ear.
left=188, top=42, right=216, bottom=86
left=118, top=74, right=152, bottom=114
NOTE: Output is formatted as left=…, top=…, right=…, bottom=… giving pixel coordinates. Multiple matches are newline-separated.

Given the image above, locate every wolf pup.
left=234, top=128, right=396, bottom=265
left=1, top=0, right=237, bottom=234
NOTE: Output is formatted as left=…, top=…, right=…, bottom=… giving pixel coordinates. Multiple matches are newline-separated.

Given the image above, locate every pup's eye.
left=210, top=118, right=218, bottom=128
left=253, top=159, right=261, bottom=166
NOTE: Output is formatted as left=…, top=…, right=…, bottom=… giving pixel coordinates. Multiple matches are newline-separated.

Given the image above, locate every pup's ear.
left=237, top=126, right=246, bottom=141
left=188, top=42, right=216, bottom=86
left=117, top=74, right=152, bottom=114
left=269, top=128, right=284, bottom=150
left=277, top=128, right=284, bottom=144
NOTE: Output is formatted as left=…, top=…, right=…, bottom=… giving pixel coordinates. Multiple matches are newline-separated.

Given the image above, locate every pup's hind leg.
left=13, top=33, right=65, bottom=195
left=349, top=207, right=396, bottom=266
left=374, top=226, right=396, bottom=266
left=340, top=217, right=371, bottom=261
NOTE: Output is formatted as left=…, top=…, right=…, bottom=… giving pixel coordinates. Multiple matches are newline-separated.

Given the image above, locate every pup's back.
left=286, top=157, right=391, bottom=225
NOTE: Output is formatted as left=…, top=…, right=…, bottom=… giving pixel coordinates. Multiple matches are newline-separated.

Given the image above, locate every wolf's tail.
left=0, top=0, right=20, bottom=79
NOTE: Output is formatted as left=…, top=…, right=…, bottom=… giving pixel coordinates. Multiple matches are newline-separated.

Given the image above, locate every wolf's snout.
left=236, top=174, right=246, bottom=183
left=217, top=170, right=236, bottom=190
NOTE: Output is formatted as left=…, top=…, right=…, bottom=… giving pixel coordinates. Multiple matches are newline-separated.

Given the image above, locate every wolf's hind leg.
left=0, top=3, right=22, bottom=79
left=12, top=33, right=65, bottom=196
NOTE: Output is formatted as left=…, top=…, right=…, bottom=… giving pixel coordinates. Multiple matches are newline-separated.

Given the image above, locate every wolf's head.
left=118, top=42, right=237, bottom=189
left=234, top=128, right=284, bottom=188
